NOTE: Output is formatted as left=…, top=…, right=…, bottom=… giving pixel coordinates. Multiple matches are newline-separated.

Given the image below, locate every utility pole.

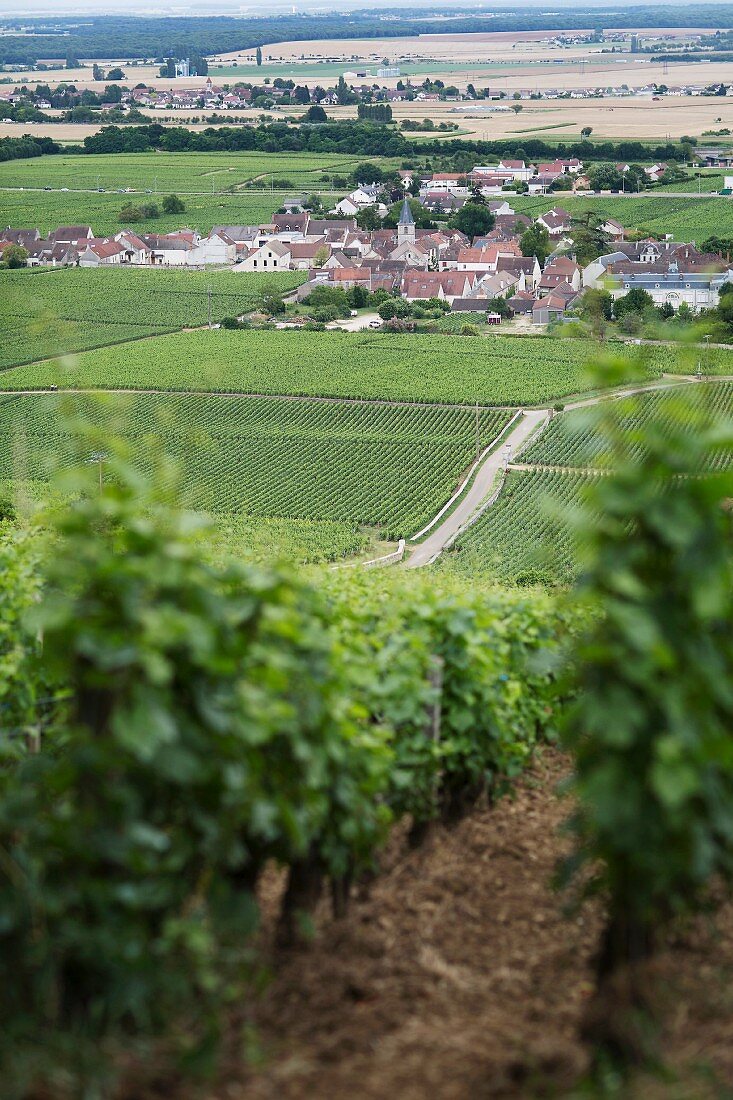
left=207, top=283, right=213, bottom=328
left=475, top=400, right=480, bottom=462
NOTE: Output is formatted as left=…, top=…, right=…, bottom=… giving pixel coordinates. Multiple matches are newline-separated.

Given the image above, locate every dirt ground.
left=178, top=749, right=733, bottom=1100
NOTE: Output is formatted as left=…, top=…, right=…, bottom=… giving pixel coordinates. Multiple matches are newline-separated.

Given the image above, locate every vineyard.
left=0, top=392, right=513, bottom=540
left=0, top=151, right=376, bottom=193
left=513, top=193, right=732, bottom=244
left=440, top=467, right=600, bottom=584
left=0, top=188, right=285, bottom=238
left=0, top=328, right=667, bottom=405
left=522, top=381, right=733, bottom=470
left=209, top=514, right=370, bottom=564
left=0, top=268, right=306, bottom=369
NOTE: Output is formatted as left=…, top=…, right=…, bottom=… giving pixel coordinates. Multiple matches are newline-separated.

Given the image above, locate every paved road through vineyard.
left=407, top=408, right=550, bottom=568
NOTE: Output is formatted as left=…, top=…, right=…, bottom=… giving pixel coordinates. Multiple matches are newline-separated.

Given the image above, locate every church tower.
left=397, top=196, right=416, bottom=245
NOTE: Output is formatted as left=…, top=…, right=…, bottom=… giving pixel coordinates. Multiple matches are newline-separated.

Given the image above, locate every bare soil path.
left=194, top=750, right=733, bottom=1100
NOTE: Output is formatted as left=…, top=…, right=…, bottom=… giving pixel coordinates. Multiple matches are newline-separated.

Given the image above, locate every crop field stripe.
left=440, top=467, right=601, bottom=583
left=522, top=381, right=733, bottom=470
left=0, top=393, right=514, bottom=538
left=0, top=387, right=518, bottom=413
left=0, top=269, right=307, bottom=371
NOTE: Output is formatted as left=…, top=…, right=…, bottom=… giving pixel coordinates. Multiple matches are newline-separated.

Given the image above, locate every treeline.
left=1, top=6, right=733, bottom=64
left=357, top=103, right=393, bottom=123
left=77, top=123, right=690, bottom=165
left=78, top=121, right=410, bottom=157
left=0, top=122, right=692, bottom=168
left=0, top=134, right=59, bottom=162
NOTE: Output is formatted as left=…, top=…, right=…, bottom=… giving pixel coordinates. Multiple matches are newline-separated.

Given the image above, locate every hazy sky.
left=0, top=0, right=705, bottom=15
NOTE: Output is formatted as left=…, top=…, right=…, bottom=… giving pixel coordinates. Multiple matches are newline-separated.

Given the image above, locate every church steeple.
left=397, top=196, right=415, bottom=244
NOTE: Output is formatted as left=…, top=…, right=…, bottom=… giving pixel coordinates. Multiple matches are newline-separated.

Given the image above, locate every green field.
left=440, top=380, right=733, bottom=584
left=652, top=170, right=725, bottom=193
left=0, top=152, right=373, bottom=194
left=0, top=269, right=306, bottom=370
left=439, top=467, right=599, bottom=585
left=0, top=188, right=297, bottom=238
left=0, top=328, right=675, bottom=406
left=0, top=392, right=512, bottom=539
left=513, top=194, right=732, bottom=243
left=204, top=514, right=369, bottom=565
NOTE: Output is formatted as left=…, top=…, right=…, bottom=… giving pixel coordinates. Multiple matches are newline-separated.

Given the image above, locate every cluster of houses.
left=0, top=224, right=238, bottom=267
left=409, top=158, right=689, bottom=200
left=3, top=193, right=732, bottom=323
left=129, top=77, right=252, bottom=112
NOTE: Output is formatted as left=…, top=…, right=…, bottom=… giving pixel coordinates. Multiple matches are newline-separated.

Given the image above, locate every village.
left=3, top=155, right=732, bottom=328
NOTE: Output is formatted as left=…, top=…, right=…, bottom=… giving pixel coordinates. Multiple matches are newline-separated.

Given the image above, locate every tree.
left=485, top=296, right=512, bottom=318
left=356, top=205, right=381, bottom=231
left=580, top=288, right=614, bottom=322
left=378, top=298, right=411, bottom=321
left=161, top=194, right=185, bottom=214
left=106, top=67, right=125, bottom=81
left=92, top=63, right=103, bottom=81
left=520, top=223, right=552, bottom=265
left=571, top=216, right=610, bottom=266
left=511, top=103, right=523, bottom=115
left=256, top=46, right=262, bottom=66
left=1, top=244, right=28, bottom=268
left=351, top=162, right=383, bottom=186
left=304, top=104, right=327, bottom=123
left=347, top=284, right=369, bottom=309
left=581, top=126, right=593, bottom=140
left=293, top=84, right=310, bottom=105
left=336, top=75, right=350, bottom=105
left=588, top=163, right=626, bottom=191
left=614, top=286, right=655, bottom=318
left=449, top=200, right=495, bottom=239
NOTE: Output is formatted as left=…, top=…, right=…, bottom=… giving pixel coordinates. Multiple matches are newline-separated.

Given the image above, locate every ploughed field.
left=0, top=391, right=512, bottom=542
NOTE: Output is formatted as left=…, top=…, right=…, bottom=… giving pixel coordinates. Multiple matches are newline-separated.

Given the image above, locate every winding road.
left=407, top=408, right=549, bottom=568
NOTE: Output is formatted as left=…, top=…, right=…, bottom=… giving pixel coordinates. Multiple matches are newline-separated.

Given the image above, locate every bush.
left=561, top=384, right=733, bottom=1066
left=460, top=323, right=480, bottom=336
left=378, top=298, right=411, bottom=321
left=161, top=193, right=185, bottom=215
left=0, top=455, right=389, bottom=1091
